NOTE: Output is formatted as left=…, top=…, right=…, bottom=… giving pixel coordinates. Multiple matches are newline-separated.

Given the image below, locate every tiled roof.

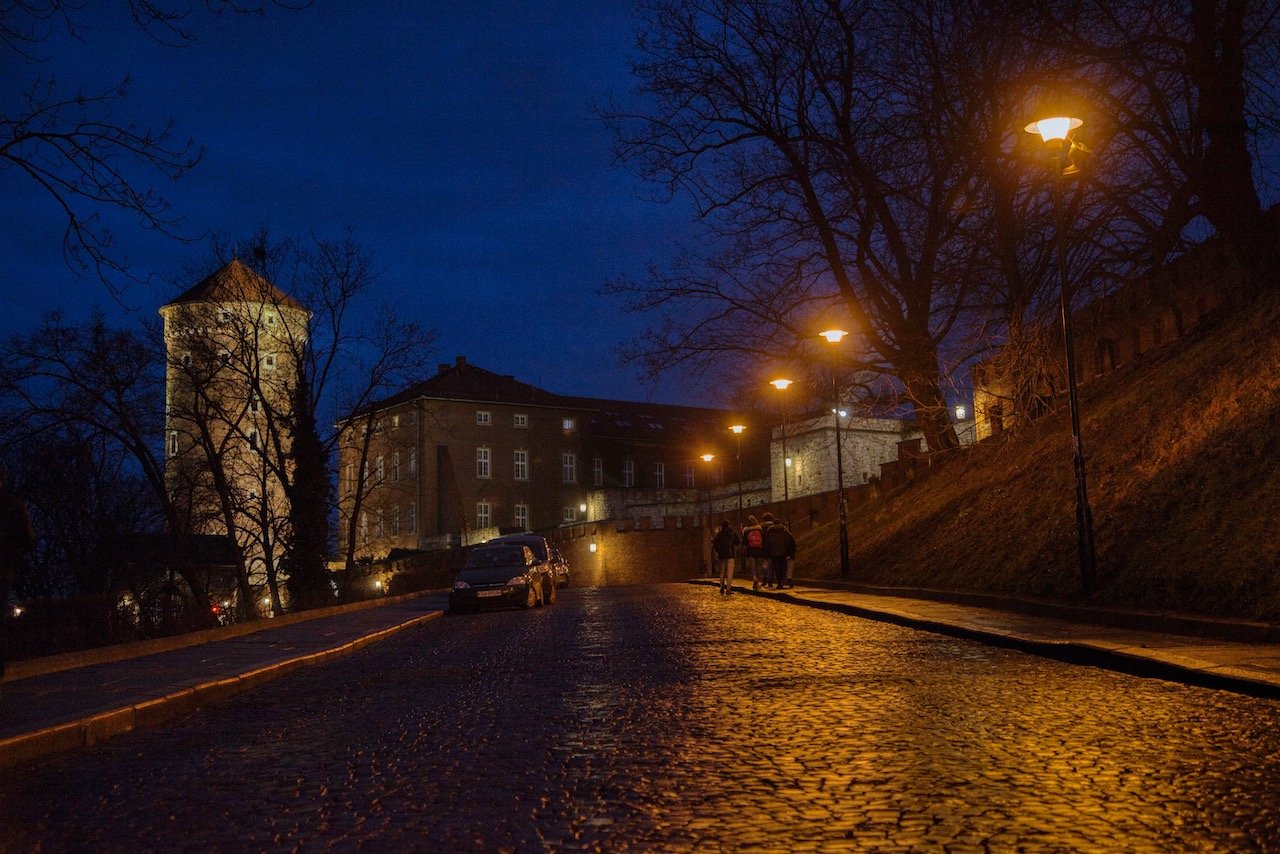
left=369, top=357, right=571, bottom=411
left=163, top=258, right=307, bottom=311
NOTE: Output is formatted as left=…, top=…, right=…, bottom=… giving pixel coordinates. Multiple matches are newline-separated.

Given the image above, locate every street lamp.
left=701, top=452, right=716, bottom=576
left=729, top=424, right=745, bottom=520
left=769, top=378, right=793, bottom=528
left=819, top=329, right=851, bottom=580
left=1026, top=111, right=1098, bottom=593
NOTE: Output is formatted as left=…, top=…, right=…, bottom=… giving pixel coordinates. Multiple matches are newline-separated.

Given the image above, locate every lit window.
left=376, top=455, right=385, bottom=483
left=391, top=451, right=400, bottom=482
left=408, top=448, right=417, bottom=475
left=653, top=463, right=665, bottom=488
left=562, top=506, right=576, bottom=524
left=514, top=413, right=528, bottom=428
left=514, top=449, right=529, bottom=481
left=476, top=447, right=491, bottom=479
left=392, top=414, right=400, bottom=428
left=168, top=431, right=178, bottom=457
left=476, top=410, right=491, bottom=426
left=514, top=503, right=529, bottom=530
left=593, top=457, right=603, bottom=487
left=562, top=452, right=577, bottom=484
left=563, top=417, right=576, bottom=431
left=477, top=501, right=491, bottom=528
left=623, top=460, right=634, bottom=487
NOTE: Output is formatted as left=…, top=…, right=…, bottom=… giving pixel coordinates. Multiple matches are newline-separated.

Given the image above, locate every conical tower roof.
left=164, top=258, right=307, bottom=311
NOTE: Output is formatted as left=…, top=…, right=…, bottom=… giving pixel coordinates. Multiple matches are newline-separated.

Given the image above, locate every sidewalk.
left=0, top=592, right=446, bottom=767
left=703, top=577, right=1280, bottom=698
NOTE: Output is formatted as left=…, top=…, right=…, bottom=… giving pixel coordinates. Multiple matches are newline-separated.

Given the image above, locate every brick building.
left=337, top=357, right=768, bottom=561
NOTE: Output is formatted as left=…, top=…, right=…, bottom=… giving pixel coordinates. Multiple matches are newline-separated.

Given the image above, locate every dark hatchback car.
left=489, top=533, right=569, bottom=588
left=449, top=544, right=556, bottom=613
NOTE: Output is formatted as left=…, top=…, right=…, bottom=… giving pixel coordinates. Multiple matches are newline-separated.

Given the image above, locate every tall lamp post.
left=769, top=378, right=793, bottom=528
left=729, top=424, right=746, bottom=521
left=819, top=329, right=851, bottom=580
left=701, top=452, right=716, bottom=576
left=1026, top=113, right=1098, bottom=593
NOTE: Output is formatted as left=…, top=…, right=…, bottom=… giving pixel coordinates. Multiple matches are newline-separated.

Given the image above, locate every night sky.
left=1, top=2, right=702, bottom=404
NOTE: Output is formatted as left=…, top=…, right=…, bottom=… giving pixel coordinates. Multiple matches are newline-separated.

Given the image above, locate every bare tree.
left=2, top=0, right=307, bottom=291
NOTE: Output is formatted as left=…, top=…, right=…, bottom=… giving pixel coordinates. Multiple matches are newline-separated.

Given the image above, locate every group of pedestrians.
left=710, top=512, right=796, bottom=595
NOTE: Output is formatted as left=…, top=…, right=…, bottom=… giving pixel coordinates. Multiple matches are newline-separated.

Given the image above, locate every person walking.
left=741, top=514, right=766, bottom=590
left=763, top=515, right=795, bottom=590
left=711, top=519, right=739, bottom=595
left=0, top=466, right=35, bottom=681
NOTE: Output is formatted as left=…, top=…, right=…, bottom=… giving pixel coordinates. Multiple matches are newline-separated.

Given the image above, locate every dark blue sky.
left=1, top=2, right=702, bottom=403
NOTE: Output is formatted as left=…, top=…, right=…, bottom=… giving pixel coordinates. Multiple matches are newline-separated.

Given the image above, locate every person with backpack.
left=711, top=519, right=739, bottom=595
left=741, top=514, right=766, bottom=590
left=764, top=515, right=796, bottom=590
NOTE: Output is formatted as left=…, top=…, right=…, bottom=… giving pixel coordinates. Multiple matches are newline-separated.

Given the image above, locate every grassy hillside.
left=796, top=291, right=1280, bottom=622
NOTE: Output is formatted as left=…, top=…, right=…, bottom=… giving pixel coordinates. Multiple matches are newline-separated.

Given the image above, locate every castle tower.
left=159, top=259, right=311, bottom=613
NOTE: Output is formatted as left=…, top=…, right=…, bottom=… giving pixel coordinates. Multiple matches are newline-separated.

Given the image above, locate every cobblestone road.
left=3, top=584, right=1280, bottom=851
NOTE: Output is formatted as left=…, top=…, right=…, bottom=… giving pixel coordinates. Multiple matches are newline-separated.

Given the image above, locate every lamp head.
left=770, top=378, right=793, bottom=390
left=1025, top=115, right=1082, bottom=144
left=700, top=453, right=715, bottom=463
left=729, top=424, right=746, bottom=434
left=819, top=328, right=848, bottom=344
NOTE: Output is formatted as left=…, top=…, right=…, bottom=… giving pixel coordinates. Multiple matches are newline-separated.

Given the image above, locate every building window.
left=563, top=417, right=576, bottom=432
left=407, top=502, right=417, bottom=533
left=683, top=465, right=695, bottom=487
left=360, top=512, right=368, bottom=542
left=218, top=309, right=231, bottom=324
left=219, top=350, right=231, bottom=367
left=181, top=352, right=192, bottom=368
left=265, top=312, right=276, bottom=327
left=562, top=452, right=577, bottom=483
left=408, top=448, right=417, bottom=475
left=345, top=463, right=355, bottom=494
left=391, top=451, right=400, bottom=482
left=263, top=353, right=276, bottom=371
left=476, top=447, right=491, bottom=479
left=250, top=393, right=259, bottom=413
left=248, top=428, right=259, bottom=451
left=391, top=506, right=400, bottom=535
left=514, top=413, right=528, bottom=428
left=375, top=455, right=385, bottom=483
left=593, top=456, right=603, bottom=487
left=623, top=460, right=635, bottom=487
left=392, top=414, right=400, bottom=429
left=653, top=462, right=665, bottom=489
left=793, top=458, right=804, bottom=488
left=514, top=449, right=529, bottom=481
left=376, top=509, right=385, bottom=538
left=168, top=431, right=178, bottom=457
left=514, top=503, right=529, bottom=530
left=563, top=506, right=576, bottom=524
left=477, top=501, right=491, bottom=528
left=476, top=410, right=491, bottom=426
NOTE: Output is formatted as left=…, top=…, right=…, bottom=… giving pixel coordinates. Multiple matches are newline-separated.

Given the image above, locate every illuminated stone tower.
left=159, top=259, right=310, bottom=614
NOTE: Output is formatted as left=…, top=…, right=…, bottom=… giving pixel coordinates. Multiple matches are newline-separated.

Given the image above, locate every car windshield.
left=495, top=537, right=547, bottom=561
left=465, top=547, right=526, bottom=569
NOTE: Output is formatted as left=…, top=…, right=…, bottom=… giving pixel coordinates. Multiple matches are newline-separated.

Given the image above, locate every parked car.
left=488, top=533, right=568, bottom=588
left=550, top=546, right=570, bottom=588
left=449, top=545, right=555, bottom=613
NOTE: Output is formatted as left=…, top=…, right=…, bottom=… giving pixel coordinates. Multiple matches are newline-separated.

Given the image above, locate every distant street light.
left=1026, top=111, right=1097, bottom=593
left=819, top=329, right=851, bottom=580
left=729, top=424, right=746, bottom=520
left=769, top=378, right=793, bottom=528
left=701, top=452, right=716, bottom=576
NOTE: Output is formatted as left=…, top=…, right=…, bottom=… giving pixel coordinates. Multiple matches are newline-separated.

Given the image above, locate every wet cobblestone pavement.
left=3, top=583, right=1280, bottom=851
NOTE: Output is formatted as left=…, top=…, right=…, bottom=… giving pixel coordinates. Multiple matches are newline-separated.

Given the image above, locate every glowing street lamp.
left=729, top=424, right=746, bottom=519
left=1026, top=110, right=1097, bottom=592
left=769, top=378, right=793, bottom=527
left=819, top=328, right=851, bottom=580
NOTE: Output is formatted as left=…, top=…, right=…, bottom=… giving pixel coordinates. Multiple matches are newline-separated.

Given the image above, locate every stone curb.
left=2, top=589, right=443, bottom=684
left=692, top=579, right=1280, bottom=700
left=0, top=610, right=443, bottom=768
